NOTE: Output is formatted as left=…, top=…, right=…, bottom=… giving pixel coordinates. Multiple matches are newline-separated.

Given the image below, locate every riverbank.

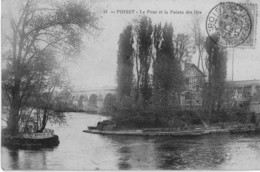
left=1, top=129, right=60, bottom=148
left=84, top=129, right=209, bottom=136
left=83, top=126, right=260, bottom=137
left=2, top=134, right=60, bottom=148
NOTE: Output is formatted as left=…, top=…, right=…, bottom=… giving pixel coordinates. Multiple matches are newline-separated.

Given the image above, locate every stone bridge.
left=71, top=86, right=117, bottom=113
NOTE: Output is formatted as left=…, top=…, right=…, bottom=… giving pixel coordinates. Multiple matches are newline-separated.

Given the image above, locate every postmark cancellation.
left=206, top=2, right=257, bottom=48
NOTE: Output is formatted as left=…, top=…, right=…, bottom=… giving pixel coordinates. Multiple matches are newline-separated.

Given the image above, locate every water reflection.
left=106, top=135, right=231, bottom=170
left=8, top=149, right=19, bottom=170
left=155, top=138, right=190, bottom=169
left=105, top=136, right=157, bottom=170
left=3, top=147, right=56, bottom=170
left=117, top=146, right=132, bottom=169
left=2, top=113, right=260, bottom=170
left=154, top=135, right=233, bottom=169
left=101, top=132, right=260, bottom=170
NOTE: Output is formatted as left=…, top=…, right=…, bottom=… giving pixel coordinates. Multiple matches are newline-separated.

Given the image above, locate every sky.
left=67, top=0, right=260, bottom=90
left=2, top=0, right=260, bottom=90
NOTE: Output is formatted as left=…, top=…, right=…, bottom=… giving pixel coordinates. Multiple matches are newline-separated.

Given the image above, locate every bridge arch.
left=104, top=94, right=116, bottom=106
left=103, top=94, right=116, bottom=112
left=78, top=95, right=84, bottom=108
left=89, top=94, right=98, bottom=107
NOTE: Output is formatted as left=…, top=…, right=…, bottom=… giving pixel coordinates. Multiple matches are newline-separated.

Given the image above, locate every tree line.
left=112, top=16, right=229, bottom=129
left=117, top=17, right=185, bottom=105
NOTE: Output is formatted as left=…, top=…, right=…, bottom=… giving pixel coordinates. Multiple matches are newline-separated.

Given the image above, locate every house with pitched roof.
left=180, top=62, right=206, bottom=109
left=178, top=62, right=260, bottom=114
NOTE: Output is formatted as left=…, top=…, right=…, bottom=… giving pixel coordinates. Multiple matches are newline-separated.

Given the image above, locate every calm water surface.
left=2, top=112, right=260, bottom=170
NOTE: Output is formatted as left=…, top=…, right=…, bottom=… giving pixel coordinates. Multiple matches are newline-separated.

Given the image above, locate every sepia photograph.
left=1, top=0, right=260, bottom=170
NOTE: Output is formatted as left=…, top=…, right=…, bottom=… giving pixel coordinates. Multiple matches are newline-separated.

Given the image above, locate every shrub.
left=107, top=96, right=206, bottom=129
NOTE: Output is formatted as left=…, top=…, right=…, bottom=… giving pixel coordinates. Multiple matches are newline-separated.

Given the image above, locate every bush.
left=167, top=118, right=185, bottom=129
left=175, top=110, right=202, bottom=125
left=199, top=107, right=254, bottom=124
left=108, top=94, right=257, bottom=129
left=107, top=96, right=206, bottom=129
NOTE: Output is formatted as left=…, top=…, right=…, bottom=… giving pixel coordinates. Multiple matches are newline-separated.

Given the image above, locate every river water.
left=2, top=112, right=260, bottom=170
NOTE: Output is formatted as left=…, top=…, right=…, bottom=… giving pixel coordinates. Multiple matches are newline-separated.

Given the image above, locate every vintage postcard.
left=1, top=0, right=260, bottom=170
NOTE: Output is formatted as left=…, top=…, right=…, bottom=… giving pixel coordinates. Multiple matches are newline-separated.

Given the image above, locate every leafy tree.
left=23, top=68, right=70, bottom=133
left=205, top=35, right=227, bottom=124
left=137, top=16, right=153, bottom=102
left=191, top=15, right=206, bottom=72
left=1, top=0, right=98, bottom=134
left=174, top=33, right=194, bottom=63
left=116, top=25, right=134, bottom=97
left=153, top=23, right=162, bottom=62
left=153, top=23, right=183, bottom=106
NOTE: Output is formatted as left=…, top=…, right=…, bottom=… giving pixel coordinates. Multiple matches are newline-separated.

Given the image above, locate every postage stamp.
left=239, top=3, right=258, bottom=48
left=206, top=2, right=257, bottom=48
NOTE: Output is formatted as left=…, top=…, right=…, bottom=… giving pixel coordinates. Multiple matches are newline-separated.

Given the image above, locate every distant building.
left=180, top=62, right=206, bottom=109
left=228, top=80, right=260, bottom=113
left=179, top=61, right=260, bottom=114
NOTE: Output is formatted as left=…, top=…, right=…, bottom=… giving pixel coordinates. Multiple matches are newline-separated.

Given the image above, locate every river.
left=2, top=112, right=260, bottom=170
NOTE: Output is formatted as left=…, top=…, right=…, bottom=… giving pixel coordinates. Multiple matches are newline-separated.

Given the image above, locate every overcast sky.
left=3, top=0, right=259, bottom=90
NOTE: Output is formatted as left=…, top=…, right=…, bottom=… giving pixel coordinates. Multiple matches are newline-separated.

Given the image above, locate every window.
left=185, top=78, right=189, bottom=85
left=256, top=86, right=260, bottom=92
left=185, top=92, right=191, bottom=101
left=196, top=85, right=200, bottom=91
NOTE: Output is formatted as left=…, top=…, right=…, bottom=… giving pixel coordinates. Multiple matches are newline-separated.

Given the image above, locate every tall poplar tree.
left=205, top=35, right=227, bottom=122
left=153, top=23, right=183, bottom=106
left=116, top=25, right=134, bottom=97
left=137, top=16, right=153, bottom=102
